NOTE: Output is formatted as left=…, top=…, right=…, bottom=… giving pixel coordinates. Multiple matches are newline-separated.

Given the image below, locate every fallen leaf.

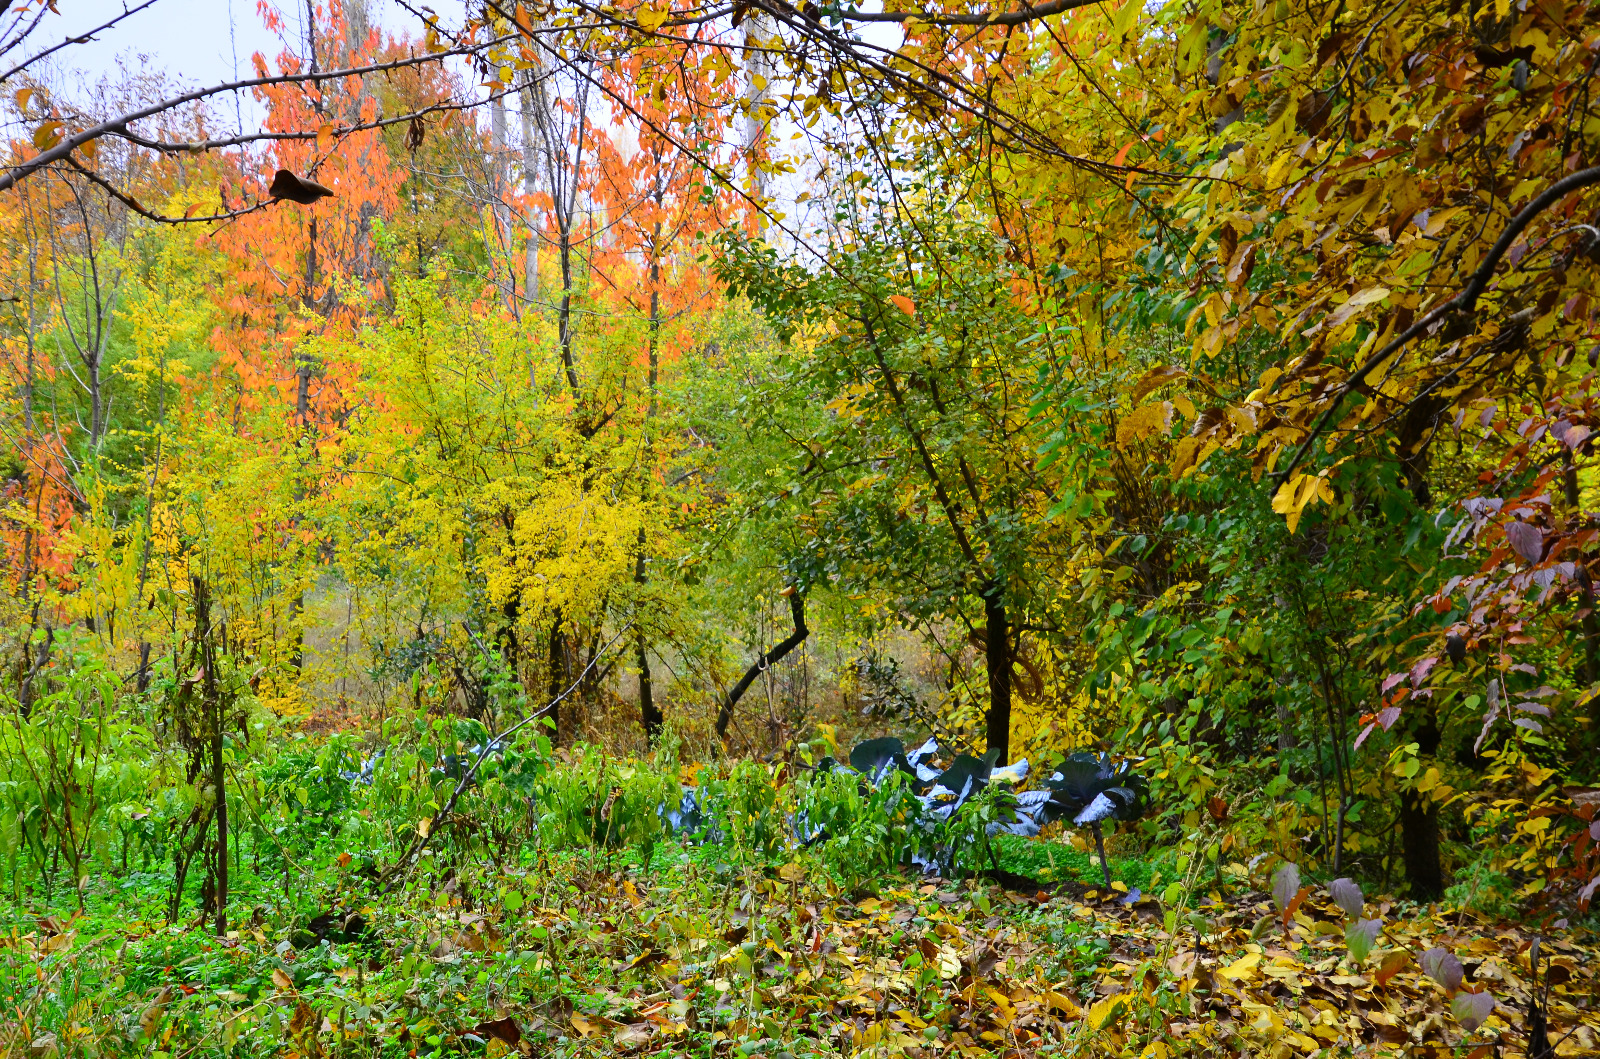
left=1376, top=950, right=1410, bottom=986
left=1086, top=992, right=1132, bottom=1031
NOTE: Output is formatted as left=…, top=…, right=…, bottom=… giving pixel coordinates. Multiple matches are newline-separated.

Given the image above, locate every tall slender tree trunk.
left=289, top=2, right=323, bottom=673
left=547, top=611, right=567, bottom=742
left=1399, top=712, right=1444, bottom=899
left=636, top=622, right=660, bottom=739
left=519, top=74, right=541, bottom=307
left=1562, top=453, right=1600, bottom=688
left=983, top=580, right=1011, bottom=764
left=194, top=577, right=228, bottom=934
left=635, top=253, right=663, bottom=741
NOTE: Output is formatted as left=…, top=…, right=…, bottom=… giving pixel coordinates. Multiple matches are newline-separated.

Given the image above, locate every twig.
left=378, top=623, right=633, bottom=892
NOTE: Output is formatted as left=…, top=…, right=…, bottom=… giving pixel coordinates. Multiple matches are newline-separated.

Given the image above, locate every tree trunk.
left=193, top=576, right=228, bottom=934
left=716, top=591, right=807, bottom=741
left=1400, top=716, right=1444, bottom=900
left=637, top=626, right=660, bottom=741
left=633, top=256, right=663, bottom=741
left=546, top=612, right=567, bottom=741
left=983, top=580, right=1011, bottom=765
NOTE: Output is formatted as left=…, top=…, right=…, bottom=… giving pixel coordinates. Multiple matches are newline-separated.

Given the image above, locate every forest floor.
left=4, top=841, right=1599, bottom=1058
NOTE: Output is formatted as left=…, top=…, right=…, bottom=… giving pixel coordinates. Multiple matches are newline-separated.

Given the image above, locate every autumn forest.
left=2, top=0, right=1599, bottom=1055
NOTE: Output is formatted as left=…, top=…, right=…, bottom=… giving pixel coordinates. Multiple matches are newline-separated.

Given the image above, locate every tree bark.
left=982, top=580, right=1011, bottom=765
left=193, top=576, right=228, bottom=934
left=637, top=626, right=660, bottom=741
left=1399, top=715, right=1444, bottom=900
left=716, top=592, right=807, bottom=740
left=546, top=611, right=567, bottom=742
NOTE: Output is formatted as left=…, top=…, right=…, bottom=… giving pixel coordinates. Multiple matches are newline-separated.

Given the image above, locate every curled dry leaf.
left=268, top=169, right=334, bottom=205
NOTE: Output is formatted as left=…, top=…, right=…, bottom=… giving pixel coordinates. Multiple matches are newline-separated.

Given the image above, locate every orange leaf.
left=1281, top=884, right=1312, bottom=925
left=1111, top=141, right=1133, bottom=167
left=888, top=294, right=915, bottom=317
left=1375, top=950, right=1409, bottom=987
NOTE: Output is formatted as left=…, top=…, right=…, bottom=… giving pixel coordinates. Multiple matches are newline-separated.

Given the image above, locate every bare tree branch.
left=0, top=0, right=162, bottom=86
left=0, top=41, right=507, bottom=193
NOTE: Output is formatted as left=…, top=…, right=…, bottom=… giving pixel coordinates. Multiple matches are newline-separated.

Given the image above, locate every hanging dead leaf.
left=32, top=120, right=63, bottom=150
left=268, top=169, right=334, bottom=205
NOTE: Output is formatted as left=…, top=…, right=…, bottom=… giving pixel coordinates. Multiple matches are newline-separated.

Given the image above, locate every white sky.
left=28, top=0, right=463, bottom=138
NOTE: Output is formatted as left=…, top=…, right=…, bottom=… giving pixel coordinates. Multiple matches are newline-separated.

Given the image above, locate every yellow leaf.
left=317, top=122, right=335, bottom=151
left=1219, top=951, right=1262, bottom=980
left=1117, top=401, right=1172, bottom=447
left=14, top=87, right=32, bottom=112
left=1271, top=473, right=1332, bottom=534
left=636, top=2, right=669, bottom=32
left=1111, top=0, right=1142, bottom=37
left=570, top=1014, right=601, bottom=1038
left=1045, top=989, right=1082, bottom=1018
left=1086, top=993, right=1132, bottom=1032
left=32, top=120, right=63, bottom=150
left=1325, top=286, right=1390, bottom=328
left=888, top=294, right=915, bottom=317
left=271, top=968, right=295, bottom=992
left=1130, top=364, right=1186, bottom=403
left=936, top=946, right=961, bottom=979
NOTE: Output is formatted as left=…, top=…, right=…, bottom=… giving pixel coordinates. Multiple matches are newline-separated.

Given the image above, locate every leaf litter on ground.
left=4, top=854, right=1598, bottom=1057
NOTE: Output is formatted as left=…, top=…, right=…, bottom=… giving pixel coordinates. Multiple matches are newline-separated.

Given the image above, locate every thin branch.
left=378, top=623, right=632, bottom=892
left=0, top=0, right=162, bottom=85
left=0, top=40, right=508, bottom=192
